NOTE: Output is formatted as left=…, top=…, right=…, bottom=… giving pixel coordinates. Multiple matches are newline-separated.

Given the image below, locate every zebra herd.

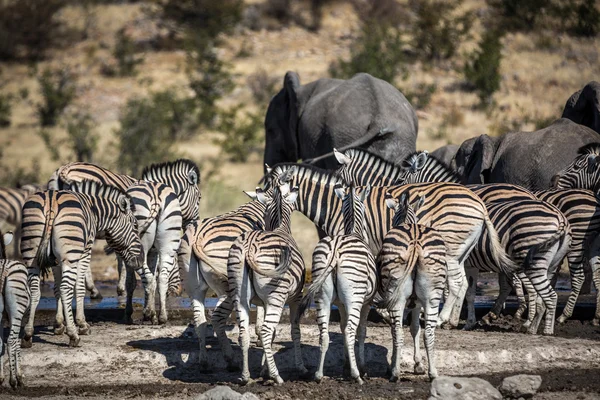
left=0, top=143, right=600, bottom=387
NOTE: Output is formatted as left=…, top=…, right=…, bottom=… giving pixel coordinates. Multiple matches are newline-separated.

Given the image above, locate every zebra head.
left=108, top=193, right=145, bottom=270
left=395, top=150, right=459, bottom=185
left=553, top=143, right=600, bottom=193
left=333, top=182, right=370, bottom=238
left=253, top=183, right=298, bottom=232
left=385, top=191, right=425, bottom=227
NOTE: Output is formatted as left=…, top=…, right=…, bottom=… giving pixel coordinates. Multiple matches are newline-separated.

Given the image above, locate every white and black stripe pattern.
left=378, top=192, right=447, bottom=381
left=0, top=184, right=40, bottom=257
left=0, top=231, right=30, bottom=388
left=49, top=162, right=183, bottom=324
left=142, top=159, right=200, bottom=226
left=299, top=184, right=377, bottom=384
left=554, top=143, right=600, bottom=193
left=20, top=181, right=144, bottom=348
left=227, top=182, right=307, bottom=384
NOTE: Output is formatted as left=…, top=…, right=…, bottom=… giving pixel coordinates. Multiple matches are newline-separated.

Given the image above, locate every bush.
left=329, top=22, right=406, bottom=83
left=247, top=69, right=278, bottom=104
left=113, top=28, right=144, bottom=77
left=37, top=66, right=77, bottom=127
left=37, top=110, right=98, bottom=162
left=214, top=106, right=263, bottom=162
left=351, top=0, right=404, bottom=26
left=569, top=0, right=600, bottom=37
left=487, top=0, right=547, bottom=31
left=464, top=30, right=503, bottom=107
left=114, top=89, right=197, bottom=176
left=405, top=83, right=437, bottom=110
left=0, top=0, right=66, bottom=60
left=409, top=0, right=473, bottom=62
left=0, top=93, right=12, bottom=127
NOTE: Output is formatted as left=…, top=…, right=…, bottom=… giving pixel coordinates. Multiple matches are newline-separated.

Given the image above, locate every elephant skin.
left=430, top=144, right=459, bottom=167
left=453, top=118, right=599, bottom=190
left=562, top=81, right=600, bottom=133
left=264, top=71, right=418, bottom=171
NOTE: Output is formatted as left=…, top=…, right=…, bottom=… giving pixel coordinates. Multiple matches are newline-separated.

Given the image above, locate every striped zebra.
left=299, top=183, right=376, bottom=384
left=141, top=159, right=200, bottom=226
left=333, top=149, right=571, bottom=333
left=553, top=143, right=600, bottom=192
left=266, top=163, right=517, bottom=328
left=227, top=182, right=307, bottom=385
left=50, top=162, right=183, bottom=324
left=0, top=184, right=40, bottom=257
left=20, top=181, right=144, bottom=348
left=378, top=192, right=446, bottom=381
left=0, top=231, right=29, bottom=388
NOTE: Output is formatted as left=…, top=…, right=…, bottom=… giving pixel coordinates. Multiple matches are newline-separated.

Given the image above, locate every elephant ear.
left=284, top=71, right=301, bottom=155
left=465, top=135, right=497, bottom=184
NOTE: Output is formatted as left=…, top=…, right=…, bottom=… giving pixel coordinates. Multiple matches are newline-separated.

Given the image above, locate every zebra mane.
left=269, top=162, right=342, bottom=187
left=141, top=158, right=200, bottom=180
left=344, top=148, right=401, bottom=168
left=401, top=151, right=460, bottom=179
left=577, top=143, right=600, bottom=156
left=70, top=180, right=135, bottom=212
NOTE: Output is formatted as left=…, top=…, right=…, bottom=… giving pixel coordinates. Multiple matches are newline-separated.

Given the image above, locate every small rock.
left=195, top=386, right=242, bottom=400
left=429, top=376, right=502, bottom=400
left=499, top=375, right=542, bottom=399
left=241, top=393, right=260, bottom=400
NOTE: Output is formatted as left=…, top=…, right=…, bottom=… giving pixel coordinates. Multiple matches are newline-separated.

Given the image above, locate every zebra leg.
left=463, top=267, right=478, bottom=330
left=255, top=305, right=265, bottom=347
left=519, top=272, right=538, bottom=331
left=411, top=304, right=425, bottom=374
left=288, top=299, right=309, bottom=377
left=341, top=302, right=362, bottom=384
left=482, top=272, right=510, bottom=325
left=511, top=273, right=527, bottom=321
left=85, top=265, right=102, bottom=300
left=592, top=256, right=600, bottom=326
left=338, top=305, right=350, bottom=376
left=117, top=256, right=126, bottom=296
left=6, top=278, right=28, bottom=388
left=60, top=262, right=81, bottom=347
left=314, top=280, right=333, bottom=383
left=75, top=250, right=92, bottom=335
left=22, top=268, right=41, bottom=348
left=124, top=267, right=137, bottom=324
left=423, top=298, right=440, bottom=380
left=524, top=264, right=558, bottom=335
left=558, top=259, right=585, bottom=324
left=156, top=251, right=175, bottom=325
left=0, top=293, right=4, bottom=385
left=437, top=259, right=464, bottom=327
left=212, top=294, right=235, bottom=370
left=357, top=303, right=370, bottom=378
left=190, top=283, right=209, bottom=370
left=388, top=306, right=406, bottom=383
left=143, top=248, right=159, bottom=324
left=234, top=273, right=253, bottom=385
left=260, top=303, right=285, bottom=385
left=52, top=265, right=65, bottom=335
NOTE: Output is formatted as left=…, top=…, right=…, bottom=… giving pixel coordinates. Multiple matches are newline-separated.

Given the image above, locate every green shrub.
left=214, top=106, right=263, bottom=162
left=113, top=28, right=144, bottom=77
left=37, top=110, right=98, bottom=162
left=0, top=93, right=12, bottom=127
left=464, top=30, right=503, bottom=107
left=487, top=0, right=547, bottom=31
left=37, top=67, right=77, bottom=127
left=405, top=83, right=437, bottom=110
left=0, top=0, right=66, bottom=60
left=329, top=22, right=406, bottom=83
left=409, top=0, right=473, bottom=62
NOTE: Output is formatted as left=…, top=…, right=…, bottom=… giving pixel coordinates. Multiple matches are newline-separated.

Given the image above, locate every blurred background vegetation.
left=0, top=0, right=598, bottom=270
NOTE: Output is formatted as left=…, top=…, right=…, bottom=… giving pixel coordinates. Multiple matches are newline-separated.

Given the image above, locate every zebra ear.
left=334, top=148, right=351, bottom=165
left=286, top=186, right=299, bottom=205
left=118, top=195, right=130, bottom=212
left=2, top=232, right=14, bottom=246
left=359, top=185, right=371, bottom=201
left=244, top=190, right=257, bottom=200
left=413, top=151, right=429, bottom=171
left=385, top=197, right=398, bottom=210
left=256, top=187, right=270, bottom=204
left=188, top=170, right=199, bottom=185
left=265, top=164, right=272, bottom=174
left=279, top=165, right=296, bottom=184
left=334, top=184, right=345, bottom=200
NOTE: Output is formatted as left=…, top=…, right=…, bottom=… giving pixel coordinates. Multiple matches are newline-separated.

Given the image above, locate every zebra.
left=20, top=181, right=144, bottom=348
left=49, top=162, right=183, bottom=324
left=299, top=183, right=376, bottom=384
left=266, top=163, right=517, bottom=328
left=0, top=230, right=30, bottom=388
left=0, top=184, right=40, bottom=257
left=553, top=143, right=600, bottom=192
left=227, top=182, right=307, bottom=385
left=141, top=159, right=201, bottom=226
left=378, top=192, right=446, bottom=381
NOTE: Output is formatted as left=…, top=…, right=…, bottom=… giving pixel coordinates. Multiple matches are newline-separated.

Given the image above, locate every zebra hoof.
left=78, top=324, right=91, bottom=335
left=158, top=315, right=168, bottom=325
left=238, top=375, right=250, bottom=386
left=592, top=318, right=599, bottom=326
left=414, top=363, right=425, bottom=375
left=542, top=328, right=554, bottom=336
left=9, top=377, right=17, bottom=389
left=557, top=315, right=568, bottom=325
left=390, top=375, right=399, bottom=383
left=69, top=337, right=81, bottom=347
left=116, top=287, right=125, bottom=297
left=353, top=376, right=364, bottom=385
left=90, top=291, right=103, bottom=300
left=274, top=375, right=284, bottom=385
left=54, top=325, right=65, bottom=336
left=21, top=337, right=32, bottom=349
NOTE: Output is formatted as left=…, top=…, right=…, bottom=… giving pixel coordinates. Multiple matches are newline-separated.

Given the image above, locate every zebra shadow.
left=125, top=324, right=390, bottom=384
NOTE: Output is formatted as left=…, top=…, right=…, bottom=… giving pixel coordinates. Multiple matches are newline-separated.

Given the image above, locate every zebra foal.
left=227, top=181, right=307, bottom=385
left=20, top=181, right=144, bottom=347
left=299, top=183, right=376, bottom=384
left=378, top=192, right=447, bottom=381
left=0, top=231, right=29, bottom=388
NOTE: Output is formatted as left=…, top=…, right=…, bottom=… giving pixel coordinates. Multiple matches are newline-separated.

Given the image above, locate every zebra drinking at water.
left=227, top=179, right=308, bottom=385
left=299, top=183, right=376, bottom=384
left=20, top=181, right=144, bottom=348
left=0, top=230, right=29, bottom=388
left=378, top=192, right=446, bottom=381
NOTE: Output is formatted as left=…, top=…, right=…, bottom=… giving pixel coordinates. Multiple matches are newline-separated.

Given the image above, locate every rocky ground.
left=1, top=315, right=599, bottom=399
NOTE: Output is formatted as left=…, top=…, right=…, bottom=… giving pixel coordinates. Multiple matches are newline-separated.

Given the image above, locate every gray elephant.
left=562, top=81, right=600, bottom=134
left=453, top=118, right=599, bottom=190
left=264, top=71, right=418, bottom=171
left=430, top=144, right=459, bottom=167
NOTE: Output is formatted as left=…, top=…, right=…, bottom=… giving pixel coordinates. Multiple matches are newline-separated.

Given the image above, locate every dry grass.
left=1, top=1, right=599, bottom=279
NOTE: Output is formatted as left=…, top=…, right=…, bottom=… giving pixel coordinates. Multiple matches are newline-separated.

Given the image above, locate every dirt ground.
left=1, top=315, right=599, bottom=399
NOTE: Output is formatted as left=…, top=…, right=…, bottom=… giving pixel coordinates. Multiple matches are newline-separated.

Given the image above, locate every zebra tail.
left=524, top=218, right=568, bottom=269
left=35, top=200, right=55, bottom=278
left=483, top=214, right=520, bottom=274
left=137, top=202, right=161, bottom=236
left=196, top=243, right=228, bottom=279
left=298, top=249, right=336, bottom=317
left=247, top=246, right=292, bottom=278
left=380, top=246, right=419, bottom=310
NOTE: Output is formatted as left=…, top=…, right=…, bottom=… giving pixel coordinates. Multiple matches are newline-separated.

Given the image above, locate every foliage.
left=0, top=93, right=12, bottom=127
left=329, top=22, right=406, bottom=83
left=114, top=89, right=197, bottom=176
left=464, top=30, right=503, bottom=107
left=113, top=28, right=144, bottom=77
left=37, top=110, right=98, bottom=163
left=405, top=83, right=437, bottom=110
left=487, top=0, right=547, bottom=31
left=0, top=0, right=66, bottom=60
left=351, top=0, right=404, bottom=26
left=566, top=0, right=600, bottom=37
left=214, top=106, right=263, bottom=162
left=409, top=0, right=473, bottom=61
left=37, top=67, right=77, bottom=127
left=247, top=69, right=278, bottom=105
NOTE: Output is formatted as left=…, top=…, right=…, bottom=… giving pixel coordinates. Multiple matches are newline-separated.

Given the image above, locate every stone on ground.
left=429, top=376, right=502, bottom=400
left=196, top=386, right=259, bottom=400
left=499, top=374, right=543, bottom=399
